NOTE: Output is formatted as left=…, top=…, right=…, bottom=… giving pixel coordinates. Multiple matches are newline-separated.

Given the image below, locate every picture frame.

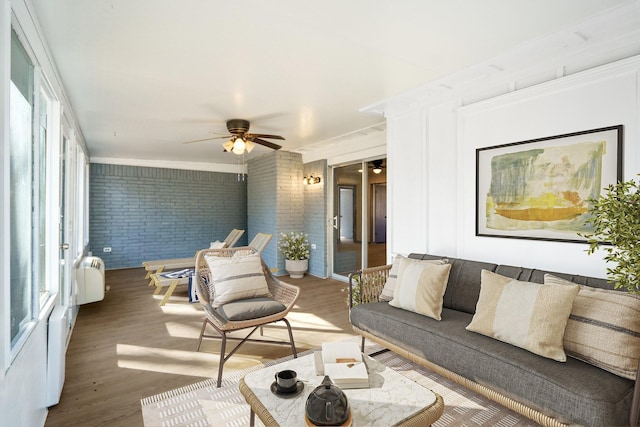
left=476, top=125, right=623, bottom=243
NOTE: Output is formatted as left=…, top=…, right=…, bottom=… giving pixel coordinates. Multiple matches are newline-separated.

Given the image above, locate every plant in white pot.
left=279, top=232, right=310, bottom=278
left=580, top=175, right=640, bottom=294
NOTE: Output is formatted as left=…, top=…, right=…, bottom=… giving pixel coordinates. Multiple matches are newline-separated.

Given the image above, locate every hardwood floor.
left=44, top=268, right=357, bottom=427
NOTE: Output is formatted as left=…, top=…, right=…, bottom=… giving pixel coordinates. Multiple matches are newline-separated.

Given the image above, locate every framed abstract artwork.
left=476, top=125, right=623, bottom=242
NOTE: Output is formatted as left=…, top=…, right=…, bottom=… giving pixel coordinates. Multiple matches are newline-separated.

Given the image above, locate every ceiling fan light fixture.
left=245, top=140, right=255, bottom=153
left=222, top=140, right=234, bottom=152
left=373, top=167, right=382, bottom=174
left=232, top=137, right=246, bottom=155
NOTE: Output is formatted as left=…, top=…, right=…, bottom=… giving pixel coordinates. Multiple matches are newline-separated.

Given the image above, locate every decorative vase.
left=285, top=259, right=308, bottom=278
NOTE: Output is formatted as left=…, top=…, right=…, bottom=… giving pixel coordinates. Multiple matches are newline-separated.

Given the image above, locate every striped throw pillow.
left=379, top=256, right=402, bottom=302
left=204, top=252, right=271, bottom=308
left=379, top=256, right=447, bottom=302
left=545, top=274, right=640, bottom=379
left=389, top=257, right=452, bottom=320
left=466, top=270, right=579, bottom=361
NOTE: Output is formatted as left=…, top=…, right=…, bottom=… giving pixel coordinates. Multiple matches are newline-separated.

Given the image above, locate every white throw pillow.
left=466, top=270, right=579, bottom=362
left=389, top=257, right=452, bottom=320
left=379, top=256, right=447, bottom=302
left=209, top=240, right=225, bottom=249
left=378, top=256, right=402, bottom=302
left=204, top=252, right=271, bottom=308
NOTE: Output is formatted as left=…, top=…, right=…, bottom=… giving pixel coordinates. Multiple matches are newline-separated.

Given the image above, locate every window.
left=9, top=28, right=56, bottom=353
left=9, top=29, right=35, bottom=347
left=38, top=89, right=49, bottom=299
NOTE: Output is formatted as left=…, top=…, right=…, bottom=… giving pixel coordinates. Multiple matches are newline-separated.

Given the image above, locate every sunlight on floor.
left=288, top=311, right=345, bottom=331
left=116, top=343, right=265, bottom=377
left=116, top=343, right=217, bottom=377
left=159, top=302, right=203, bottom=315
left=162, top=320, right=203, bottom=339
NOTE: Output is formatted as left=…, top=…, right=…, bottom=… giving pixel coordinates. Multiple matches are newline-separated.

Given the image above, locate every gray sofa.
left=349, top=253, right=640, bottom=427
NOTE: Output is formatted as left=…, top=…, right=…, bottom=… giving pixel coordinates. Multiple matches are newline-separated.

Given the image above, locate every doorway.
left=331, top=158, right=386, bottom=279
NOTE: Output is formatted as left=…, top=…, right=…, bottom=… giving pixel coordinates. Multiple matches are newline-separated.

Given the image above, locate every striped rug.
left=141, top=346, right=540, bottom=427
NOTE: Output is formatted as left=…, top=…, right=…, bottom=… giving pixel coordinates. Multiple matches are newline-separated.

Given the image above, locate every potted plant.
left=278, top=232, right=310, bottom=278
left=580, top=175, right=640, bottom=294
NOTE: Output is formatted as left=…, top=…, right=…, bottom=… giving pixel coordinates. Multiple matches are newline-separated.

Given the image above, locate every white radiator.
left=76, top=256, right=106, bottom=304
left=46, top=305, right=69, bottom=406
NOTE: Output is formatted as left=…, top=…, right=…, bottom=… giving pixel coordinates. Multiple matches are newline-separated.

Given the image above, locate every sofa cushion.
left=389, top=257, right=452, bottom=320
left=466, top=270, right=579, bottom=361
left=350, top=303, right=634, bottom=426
left=546, top=274, right=640, bottom=380
left=204, top=252, right=271, bottom=308
left=442, top=258, right=498, bottom=314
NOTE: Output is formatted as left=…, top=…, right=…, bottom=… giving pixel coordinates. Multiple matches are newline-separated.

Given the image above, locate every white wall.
left=0, top=320, right=48, bottom=427
left=456, top=58, right=639, bottom=276
left=374, top=3, right=640, bottom=278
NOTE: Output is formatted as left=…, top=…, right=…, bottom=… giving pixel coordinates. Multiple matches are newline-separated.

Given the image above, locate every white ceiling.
left=31, top=0, right=629, bottom=166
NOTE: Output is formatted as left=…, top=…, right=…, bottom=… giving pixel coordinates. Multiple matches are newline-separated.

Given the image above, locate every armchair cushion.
left=215, top=297, right=286, bottom=322
left=204, top=252, right=271, bottom=307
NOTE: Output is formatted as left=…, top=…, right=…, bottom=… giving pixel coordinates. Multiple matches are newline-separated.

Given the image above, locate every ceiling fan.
left=183, top=118, right=284, bottom=155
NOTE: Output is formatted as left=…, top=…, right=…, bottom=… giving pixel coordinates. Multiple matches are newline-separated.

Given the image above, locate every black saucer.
left=270, top=380, right=304, bottom=398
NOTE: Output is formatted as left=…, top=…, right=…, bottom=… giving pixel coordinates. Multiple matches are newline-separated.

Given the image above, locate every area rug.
left=141, top=346, right=540, bottom=427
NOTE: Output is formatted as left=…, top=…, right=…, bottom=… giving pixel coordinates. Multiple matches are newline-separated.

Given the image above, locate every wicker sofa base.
left=354, top=326, right=568, bottom=427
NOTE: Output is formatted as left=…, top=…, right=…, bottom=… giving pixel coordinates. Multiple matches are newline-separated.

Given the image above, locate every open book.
left=318, top=341, right=369, bottom=389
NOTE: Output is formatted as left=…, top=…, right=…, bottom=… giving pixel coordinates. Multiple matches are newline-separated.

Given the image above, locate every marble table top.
left=240, top=352, right=438, bottom=426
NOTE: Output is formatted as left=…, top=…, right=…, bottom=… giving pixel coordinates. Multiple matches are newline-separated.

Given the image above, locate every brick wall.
left=247, top=152, right=308, bottom=274
left=304, top=159, right=327, bottom=277
left=247, top=154, right=278, bottom=268
left=89, top=163, right=247, bottom=269
left=249, top=153, right=328, bottom=277
left=275, top=152, right=304, bottom=274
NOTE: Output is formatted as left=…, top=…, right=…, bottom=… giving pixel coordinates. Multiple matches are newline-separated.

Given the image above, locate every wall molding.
left=90, top=156, right=248, bottom=174
left=364, top=1, right=640, bottom=119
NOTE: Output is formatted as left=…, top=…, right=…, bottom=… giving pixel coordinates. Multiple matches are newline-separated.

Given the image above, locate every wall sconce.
left=303, top=175, right=321, bottom=185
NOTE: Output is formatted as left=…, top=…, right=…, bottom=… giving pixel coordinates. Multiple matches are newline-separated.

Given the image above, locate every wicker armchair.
left=195, top=247, right=300, bottom=387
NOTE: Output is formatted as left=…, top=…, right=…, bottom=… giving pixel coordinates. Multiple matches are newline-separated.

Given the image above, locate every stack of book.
left=316, top=341, right=369, bottom=389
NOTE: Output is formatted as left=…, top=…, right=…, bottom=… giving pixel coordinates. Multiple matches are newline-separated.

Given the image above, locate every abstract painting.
left=476, top=125, right=622, bottom=242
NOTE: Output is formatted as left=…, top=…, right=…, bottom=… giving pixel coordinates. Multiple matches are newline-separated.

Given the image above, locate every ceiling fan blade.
left=250, top=137, right=282, bottom=150
left=181, top=135, right=231, bottom=144
left=249, top=133, right=285, bottom=140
